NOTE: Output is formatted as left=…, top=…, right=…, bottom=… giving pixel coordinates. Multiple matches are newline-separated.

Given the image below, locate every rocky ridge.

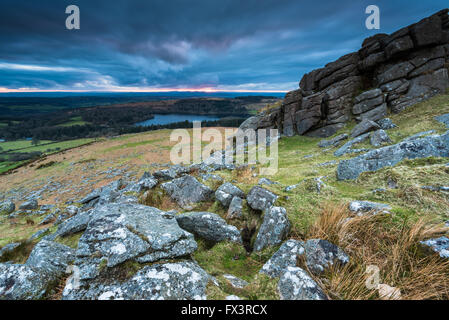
left=245, top=10, right=449, bottom=138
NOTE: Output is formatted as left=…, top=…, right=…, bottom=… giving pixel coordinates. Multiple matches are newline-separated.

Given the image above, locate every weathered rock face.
left=247, top=10, right=449, bottom=138
left=63, top=261, right=211, bottom=300
left=73, top=203, right=197, bottom=280
left=0, top=264, right=54, bottom=300
left=25, top=240, right=75, bottom=277
left=337, top=131, right=449, bottom=180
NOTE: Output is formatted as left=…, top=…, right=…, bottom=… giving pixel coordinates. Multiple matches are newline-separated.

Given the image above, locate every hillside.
left=1, top=9, right=449, bottom=301
left=0, top=91, right=448, bottom=300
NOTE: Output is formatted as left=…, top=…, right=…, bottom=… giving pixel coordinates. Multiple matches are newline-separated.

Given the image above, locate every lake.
left=135, top=114, right=221, bottom=126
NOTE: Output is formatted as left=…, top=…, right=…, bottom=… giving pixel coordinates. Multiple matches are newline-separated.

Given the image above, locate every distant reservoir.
left=135, top=114, right=221, bottom=126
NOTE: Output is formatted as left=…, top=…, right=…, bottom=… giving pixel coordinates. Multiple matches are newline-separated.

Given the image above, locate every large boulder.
left=246, top=186, right=277, bottom=211
left=19, top=199, right=38, bottom=210
left=73, top=203, right=197, bottom=280
left=25, top=240, right=75, bottom=277
left=238, top=116, right=261, bottom=132
left=260, top=239, right=305, bottom=278
left=253, top=207, right=290, bottom=252
left=352, top=89, right=384, bottom=115
left=176, top=212, right=242, bottom=244
left=0, top=264, right=54, bottom=300
left=304, top=239, right=349, bottom=275
left=337, top=131, right=449, bottom=180
left=62, top=261, right=211, bottom=300
left=277, top=267, right=327, bottom=300
left=161, top=175, right=214, bottom=209
left=215, top=182, right=245, bottom=207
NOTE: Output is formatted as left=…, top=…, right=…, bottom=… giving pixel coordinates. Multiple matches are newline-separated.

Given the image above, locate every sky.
left=0, top=0, right=447, bottom=93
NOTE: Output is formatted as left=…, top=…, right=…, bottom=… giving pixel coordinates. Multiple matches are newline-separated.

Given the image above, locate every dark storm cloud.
left=0, top=0, right=448, bottom=91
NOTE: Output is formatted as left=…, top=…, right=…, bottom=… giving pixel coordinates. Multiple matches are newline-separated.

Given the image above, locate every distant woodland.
left=0, top=96, right=279, bottom=141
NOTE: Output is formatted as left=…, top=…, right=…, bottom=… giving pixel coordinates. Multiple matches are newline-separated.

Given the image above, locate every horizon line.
left=0, top=88, right=290, bottom=94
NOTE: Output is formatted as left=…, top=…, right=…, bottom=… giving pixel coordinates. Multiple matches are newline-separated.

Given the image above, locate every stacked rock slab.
left=251, top=10, right=449, bottom=138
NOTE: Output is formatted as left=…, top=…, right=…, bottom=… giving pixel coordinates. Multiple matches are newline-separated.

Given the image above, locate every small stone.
left=420, top=237, right=449, bottom=259
left=349, top=201, right=392, bottom=215
left=247, top=186, right=277, bottom=211
left=223, top=274, right=248, bottom=289
left=0, top=201, right=15, bottom=215
left=258, top=178, right=278, bottom=186
left=0, top=242, right=21, bottom=259
left=377, top=118, right=397, bottom=130
left=227, top=197, right=243, bottom=220
left=215, top=182, right=245, bottom=207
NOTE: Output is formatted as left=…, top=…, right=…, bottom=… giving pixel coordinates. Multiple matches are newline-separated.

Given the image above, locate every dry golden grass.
left=139, top=188, right=180, bottom=212
left=0, top=127, right=235, bottom=207
left=47, top=276, right=69, bottom=300
left=306, top=203, right=449, bottom=300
